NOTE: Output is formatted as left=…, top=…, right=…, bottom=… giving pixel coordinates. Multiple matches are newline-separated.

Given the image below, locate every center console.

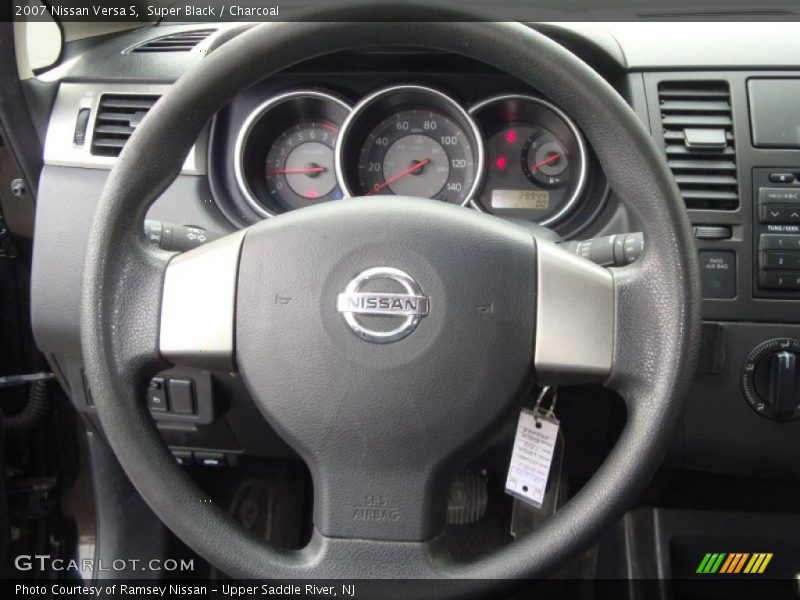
left=635, top=71, right=800, bottom=479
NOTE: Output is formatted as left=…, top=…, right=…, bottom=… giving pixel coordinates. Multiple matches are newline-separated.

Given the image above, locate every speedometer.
left=358, top=110, right=476, bottom=202
left=337, top=85, right=483, bottom=205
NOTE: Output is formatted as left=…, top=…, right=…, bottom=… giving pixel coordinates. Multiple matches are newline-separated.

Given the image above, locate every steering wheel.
left=81, top=16, right=700, bottom=594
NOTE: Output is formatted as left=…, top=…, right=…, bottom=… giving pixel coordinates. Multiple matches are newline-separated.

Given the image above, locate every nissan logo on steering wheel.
left=336, top=267, right=430, bottom=343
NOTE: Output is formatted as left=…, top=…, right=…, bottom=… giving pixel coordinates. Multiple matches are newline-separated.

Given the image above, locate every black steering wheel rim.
left=81, top=16, right=700, bottom=593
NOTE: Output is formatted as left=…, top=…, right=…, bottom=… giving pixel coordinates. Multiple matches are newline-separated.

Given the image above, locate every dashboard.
left=232, top=84, right=593, bottom=227
left=28, top=22, right=800, bottom=487
left=208, top=63, right=610, bottom=238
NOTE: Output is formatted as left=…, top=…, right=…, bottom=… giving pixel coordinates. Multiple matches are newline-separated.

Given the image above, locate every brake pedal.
left=446, top=471, right=488, bottom=525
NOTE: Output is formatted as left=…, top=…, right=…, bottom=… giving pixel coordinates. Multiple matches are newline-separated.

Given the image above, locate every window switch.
left=167, top=378, right=195, bottom=415
left=147, top=377, right=169, bottom=412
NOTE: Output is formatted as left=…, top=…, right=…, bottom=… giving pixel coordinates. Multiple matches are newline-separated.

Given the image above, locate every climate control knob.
left=741, top=338, right=800, bottom=421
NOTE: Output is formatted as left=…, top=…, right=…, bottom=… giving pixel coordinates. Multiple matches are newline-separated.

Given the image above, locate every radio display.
left=491, top=189, right=550, bottom=210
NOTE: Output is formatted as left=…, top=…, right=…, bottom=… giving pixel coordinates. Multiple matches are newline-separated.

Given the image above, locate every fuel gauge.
left=523, top=133, right=569, bottom=188
left=469, top=95, right=587, bottom=226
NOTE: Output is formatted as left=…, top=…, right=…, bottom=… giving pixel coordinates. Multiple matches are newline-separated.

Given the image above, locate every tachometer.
left=337, top=85, right=483, bottom=205
left=265, top=119, right=340, bottom=204
left=235, top=90, right=351, bottom=217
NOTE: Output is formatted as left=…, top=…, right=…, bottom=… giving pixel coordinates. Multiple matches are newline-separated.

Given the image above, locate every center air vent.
left=90, top=94, right=159, bottom=157
left=657, top=81, right=739, bottom=210
left=128, top=29, right=214, bottom=53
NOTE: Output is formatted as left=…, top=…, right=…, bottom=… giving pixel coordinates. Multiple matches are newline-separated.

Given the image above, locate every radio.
left=753, top=168, right=800, bottom=297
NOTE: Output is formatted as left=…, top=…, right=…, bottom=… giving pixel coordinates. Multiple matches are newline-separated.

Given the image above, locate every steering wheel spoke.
left=159, top=230, right=246, bottom=371
left=533, top=239, right=616, bottom=386
left=309, top=457, right=449, bottom=543
left=82, top=233, right=172, bottom=394
left=297, top=533, right=451, bottom=580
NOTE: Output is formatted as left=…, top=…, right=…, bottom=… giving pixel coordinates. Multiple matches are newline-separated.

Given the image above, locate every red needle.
left=366, top=159, right=431, bottom=196
left=529, top=153, right=561, bottom=172
left=267, top=166, right=327, bottom=176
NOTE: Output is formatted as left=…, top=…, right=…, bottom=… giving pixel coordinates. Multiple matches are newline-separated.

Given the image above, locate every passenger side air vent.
left=128, top=29, right=214, bottom=53
left=657, top=81, right=739, bottom=210
left=90, top=94, right=159, bottom=157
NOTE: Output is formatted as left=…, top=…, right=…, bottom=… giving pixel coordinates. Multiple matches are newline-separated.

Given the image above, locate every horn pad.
left=235, top=197, right=536, bottom=540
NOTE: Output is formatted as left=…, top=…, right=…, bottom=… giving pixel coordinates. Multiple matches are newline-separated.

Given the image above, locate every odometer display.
left=491, top=189, right=550, bottom=210
left=357, top=110, right=476, bottom=204
left=337, top=85, right=484, bottom=206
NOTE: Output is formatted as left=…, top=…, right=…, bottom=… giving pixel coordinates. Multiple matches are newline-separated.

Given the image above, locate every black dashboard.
left=28, top=22, right=800, bottom=482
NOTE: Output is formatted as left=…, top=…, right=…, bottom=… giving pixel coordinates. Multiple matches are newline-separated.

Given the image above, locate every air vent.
left=128, top=29, right=214, bottom=53
left=657, top=81, right=739, bottom=210
left=90, top=94, right=159, bottom=157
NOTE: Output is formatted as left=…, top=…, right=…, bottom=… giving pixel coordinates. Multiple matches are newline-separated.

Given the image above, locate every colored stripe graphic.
left=719, top=554, right=736, bottom=574
left=733, top=553, right=750, bottom=573
left=744, top=553, right=774, bottom=574
left=698, top=552, right=773, bottom=574
left=758, top=553, right=773, bottom=573
left=696, top=553, right=713, bottom=574
left=721, top=553, right=747, bottom=573
left=709, top=553, right=726, bottom=573
left=698, top=553, right=727, bottom=573
left=744, top=554, right=759, bottom=573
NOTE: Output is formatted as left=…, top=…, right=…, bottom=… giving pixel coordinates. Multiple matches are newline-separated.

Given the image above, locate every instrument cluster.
left=233, top=84, right=602, bottom=230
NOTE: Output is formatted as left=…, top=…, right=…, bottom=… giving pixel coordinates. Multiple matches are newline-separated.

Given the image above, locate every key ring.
left=532, top=385, right=559, bottom=423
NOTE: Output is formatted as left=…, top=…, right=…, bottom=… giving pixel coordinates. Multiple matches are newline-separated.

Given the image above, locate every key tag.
left=505, top=386, right=562, bottom=510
